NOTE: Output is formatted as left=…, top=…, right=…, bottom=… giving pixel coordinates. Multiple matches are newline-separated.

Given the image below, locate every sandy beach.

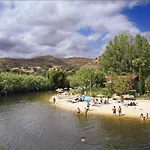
left=49, top=94, right=150, bottom=119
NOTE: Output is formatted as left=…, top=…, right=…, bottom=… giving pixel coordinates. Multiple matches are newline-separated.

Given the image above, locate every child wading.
left=118, top=106, right=122, bottom=116
left=77, top=108, right=80, bottom=115
left=112, top=106, right=116, bottom=116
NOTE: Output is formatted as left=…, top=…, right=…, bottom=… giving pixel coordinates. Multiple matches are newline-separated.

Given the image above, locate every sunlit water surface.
left=0, top=92, right=150, bottom=150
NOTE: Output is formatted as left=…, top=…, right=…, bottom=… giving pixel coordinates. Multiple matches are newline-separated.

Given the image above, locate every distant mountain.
left=62, top=57, right=92, bottom=69
left=0, top=55, right=93, bottom=71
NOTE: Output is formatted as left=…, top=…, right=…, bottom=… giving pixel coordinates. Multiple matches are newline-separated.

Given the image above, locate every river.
left=0, top=92, right=150, bottom=150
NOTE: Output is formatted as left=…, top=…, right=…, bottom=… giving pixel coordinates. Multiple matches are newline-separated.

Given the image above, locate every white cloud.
left=0, top=0, right=149, bottom=58
left=87, top=33, right=102, bottom=41
left=142, top=31, right=150, bottom=41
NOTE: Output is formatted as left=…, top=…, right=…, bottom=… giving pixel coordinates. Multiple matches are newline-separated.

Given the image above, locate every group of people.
left=92, top=97, right=109, bottom=105
left=112, top=106, right=122, bottom=116
left=77, top=107, right=88, bottom=116
left=78, top=103, right=123, bottom=117
left=77, top=102, right=90, bottom=116
left=128, top=101, right=136, bottom=106
left=140, top=113, right=149, bottom=120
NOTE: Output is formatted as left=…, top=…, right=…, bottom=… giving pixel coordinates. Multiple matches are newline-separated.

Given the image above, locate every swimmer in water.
left=81, top=137, right=86, bottom=142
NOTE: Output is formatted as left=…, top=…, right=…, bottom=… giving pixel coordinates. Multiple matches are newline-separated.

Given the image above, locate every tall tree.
left=47, top=69, right=69, bottom=90
left=100, top=33, right=150, bottom=78
left=145, top=75, right=150, bottom=94
left=132, top=34, right=150, bottom=78
left=69, top=67, right=105, bottom=88
left=138, top=67, right=144, bottom=94
left=100, top=33, right=134, bottom=74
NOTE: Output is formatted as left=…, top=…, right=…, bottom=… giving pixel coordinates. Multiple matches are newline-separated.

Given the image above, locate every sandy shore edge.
left=49, top=95, right=150, bottom=120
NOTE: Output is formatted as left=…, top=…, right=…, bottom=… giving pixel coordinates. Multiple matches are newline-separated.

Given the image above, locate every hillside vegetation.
left=0, top=55, right=93, bottom=72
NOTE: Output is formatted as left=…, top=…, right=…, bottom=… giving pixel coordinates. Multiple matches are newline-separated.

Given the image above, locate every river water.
left=0, top=92, right=150, bottom=150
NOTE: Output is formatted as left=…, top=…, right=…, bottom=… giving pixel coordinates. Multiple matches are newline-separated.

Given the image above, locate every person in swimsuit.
left=140, top=113, right=144, bottom=119
left=85, top=108, right=88, bottom=116
left=87, top=102, right=90, bottom=110
left=118, top=106, right=122, bottom=116
left=112, top=106, right=116, bottom=116
left=146, top=113, right=149, bottom=119
left=53, top=97, right=56, bottom=104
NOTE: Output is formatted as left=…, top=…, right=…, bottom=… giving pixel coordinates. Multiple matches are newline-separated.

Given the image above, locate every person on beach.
left=107, top=96, right=110, bottom=104
left=87, top=102, right=90, bottom=110
left=146, top=113, right=149, bottom=119
left=118, top=106, right=122, bottom=116
left=77, top=108, right=80, bottom=115
left=100, top=97, right=103, bottom=104
left=140, top=113, right=144, bottom=119
left=112, top=106, right=116, bottom=116
left=121, top=96, right=124, bottom=104
left=96, top=99, right=99, bottom=104
left=53, top=97, right=56, bottom=104
left=85, top=108, right=88, bottom=116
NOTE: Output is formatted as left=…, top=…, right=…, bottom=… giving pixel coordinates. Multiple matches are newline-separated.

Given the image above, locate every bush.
left=0, top=73, right=51, bottom=95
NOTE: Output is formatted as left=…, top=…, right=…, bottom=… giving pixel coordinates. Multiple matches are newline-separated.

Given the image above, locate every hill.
left=62, top=57, right=92, bottom=69
left=0, top=55, right=93, bottom=72
left=84, top=57, right=100, bottom=69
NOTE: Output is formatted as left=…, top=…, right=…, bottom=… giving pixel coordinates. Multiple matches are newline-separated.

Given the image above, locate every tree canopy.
left=69, top=67, right=105, bottom=88
left=47, top=69, right=69, bottom=90
left=100, top=33, right=150, bottom=78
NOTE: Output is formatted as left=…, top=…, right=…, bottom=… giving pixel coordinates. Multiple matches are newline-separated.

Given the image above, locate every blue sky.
left=77, top=2, right=150, bottom=54
left=0, top=1, right=149, bottom=58
left=78, top=3, right=150, bottom=35
left=122, top=3, right=150, bottom=32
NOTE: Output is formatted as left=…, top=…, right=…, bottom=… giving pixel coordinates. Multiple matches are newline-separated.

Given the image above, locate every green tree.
left=100, top=33, right=134, bottom=74
left=47, top=69, right=69, bottom=90
left=69, top=75, right=80, bottom=88
left=132, top=34, right=150, bottom=78
left=145, top=76, right=150, bottom=93
left=94, top=70, right=106, bottom=87
left=69, top=67, right=105, bottom=89
left=105, top=72, right=131, bottom=96
left=100, top=33, right=150, bottom=78
left=138, top=67, right=144, bottom=94
left=114, top=78, right=131, bottom=95
left=105, top=72, right=117, bottom=96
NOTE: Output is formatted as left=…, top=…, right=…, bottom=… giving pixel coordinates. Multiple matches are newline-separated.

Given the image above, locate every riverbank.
left=49, top=95, right=150, bottom=120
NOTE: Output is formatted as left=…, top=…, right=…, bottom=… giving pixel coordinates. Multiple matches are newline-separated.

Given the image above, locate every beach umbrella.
left=123, top=94, right=135, bottom=100
left=84, top=97, right=91, bottom=102
left=82, top=95, right=86, bottom=99
left=114, top=95, right=121, bottom=100
left=130, top=95, right=134, bottom=99
left=123, top=94, right=131, bottom=99
left=56, top=88, right=59, bottom=92
left=62, top=91, right=68, bottom=95
left=56, top=88, right=64, bottom=93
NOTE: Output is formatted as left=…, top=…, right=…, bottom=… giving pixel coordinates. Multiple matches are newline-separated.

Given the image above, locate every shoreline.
left=49, top=95, right=150, bottom=120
